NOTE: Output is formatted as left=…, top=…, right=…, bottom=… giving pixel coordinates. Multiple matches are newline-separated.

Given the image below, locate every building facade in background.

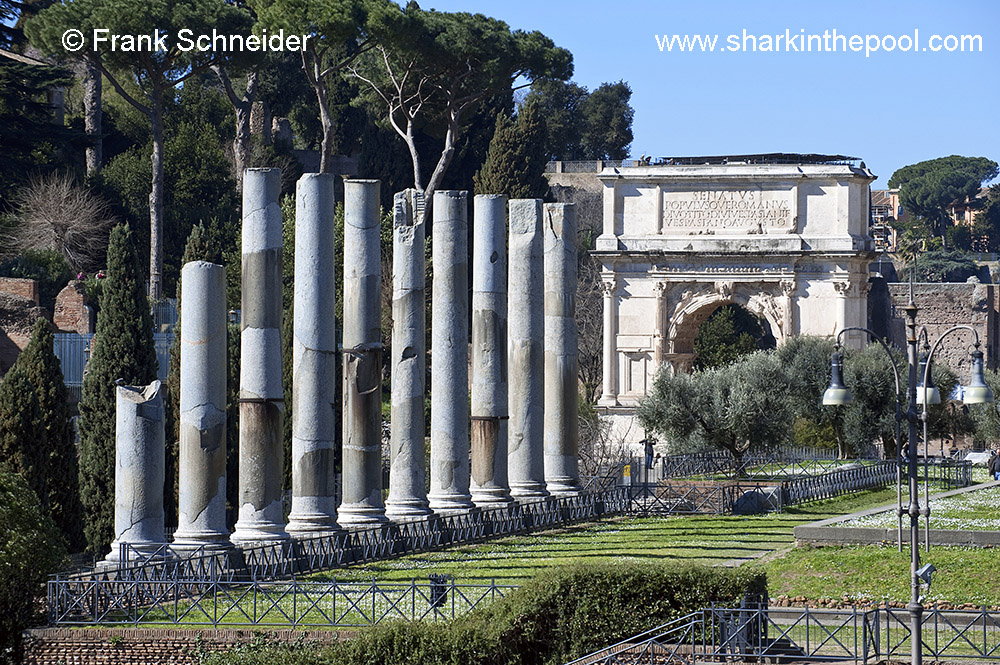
left=593, top=155, right=876, bottom=439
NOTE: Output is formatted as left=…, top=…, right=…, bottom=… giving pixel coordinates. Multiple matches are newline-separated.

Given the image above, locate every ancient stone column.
left=286, top=173, right=340, bottom=537
left=470, top=194, right=513, bottom=507
left=232, top=168, right=289, bottom=546
left=652, top=281, right=667, bottom=369
left=104, top=380, right=165, bottom=563
left=598, top=275, right=618, bottom=406
left=338, top=179, right=387, bottom=525
left=173, top=261, right=230, bottom=551
left=385, top=189, right=431, bottom=520
left=428, top=190, right=475, bottom=512
left=543, top=203, right=581, bottom=496
left=507, top=199, right=548, bottom=500
left=781, top=280, right=796, bottom=341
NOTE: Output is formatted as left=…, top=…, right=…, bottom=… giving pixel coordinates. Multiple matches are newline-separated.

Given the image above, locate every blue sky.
left=427, top=0, right=999, bottom=187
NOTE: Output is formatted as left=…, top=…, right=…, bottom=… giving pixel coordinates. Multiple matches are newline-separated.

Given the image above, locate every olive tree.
left=637, top=351, right=793, bottom=464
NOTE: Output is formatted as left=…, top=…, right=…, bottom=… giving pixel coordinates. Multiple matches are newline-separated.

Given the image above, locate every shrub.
left=0, top=468, right=66, bottom=665
left=910, top=249, right=978, bottom=283
left=0, top=248, right=74, bottom=311
left=0, top=319, right=85, bottom=551
left=205, top=562, right=766, bottom=665
left=12, top=172, right=115, bottom=273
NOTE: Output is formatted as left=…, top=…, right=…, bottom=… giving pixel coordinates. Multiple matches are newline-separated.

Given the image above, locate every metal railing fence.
left=779, top=461, right=898, bottom=506
left=47, top=577, right=514, bottom=627
left=568, top=604, right=1000, bottom=664
left=656, top=448, right=842, bottom=481
left=48, top=459, right=948, bottom=627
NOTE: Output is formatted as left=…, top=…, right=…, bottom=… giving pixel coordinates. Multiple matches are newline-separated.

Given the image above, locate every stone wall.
left=23, top=627, right=351, bottom=665
left=0, top=277, right=39, bottom=305
left=545, top=171, right=604, bottom=235
left=884, top=281, right=1000, bottom=373
left=0, top=292, right=48, bottom=376
left=53, top=280, right=94, bottom=334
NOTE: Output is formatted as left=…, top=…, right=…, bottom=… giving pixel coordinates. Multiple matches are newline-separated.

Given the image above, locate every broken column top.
left=118, top=379, right=163, bottom=404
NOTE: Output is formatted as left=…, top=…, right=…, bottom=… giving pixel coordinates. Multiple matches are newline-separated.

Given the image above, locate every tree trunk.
left=403, top=120, right=423, bottom=193
left=83, top=59, right=102, bottom=175
left=260, top=98, right=272, bottom=147
left=423, top=113, right=459, bottom=203
left=233, top=72, right=257, bottom=193
left=148, top=92, right=165, bottom=300
left=316, top=80, right=334, bottom=174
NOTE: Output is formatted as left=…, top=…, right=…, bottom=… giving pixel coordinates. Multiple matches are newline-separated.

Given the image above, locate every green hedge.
left=205, top=562, right=766, bottom=665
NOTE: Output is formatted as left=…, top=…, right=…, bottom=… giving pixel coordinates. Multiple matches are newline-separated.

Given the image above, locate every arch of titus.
left=594, top=156, right=876, bottom=435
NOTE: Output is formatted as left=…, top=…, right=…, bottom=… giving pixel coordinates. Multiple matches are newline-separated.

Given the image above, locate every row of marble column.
left=106, top=168, right=581, bottom=558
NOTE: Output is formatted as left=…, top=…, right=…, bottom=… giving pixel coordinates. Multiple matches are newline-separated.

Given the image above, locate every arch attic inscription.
left=662, top=187, right=795, bottom=234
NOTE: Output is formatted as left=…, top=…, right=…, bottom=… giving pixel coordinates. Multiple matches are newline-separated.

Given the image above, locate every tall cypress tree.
left=0, top=365, right=45, bottom=508
left=473, top=104, right=550, bottom=200
left=77, top=224, right=158, bottom=553
left=13, top=319, right=85, bottom=551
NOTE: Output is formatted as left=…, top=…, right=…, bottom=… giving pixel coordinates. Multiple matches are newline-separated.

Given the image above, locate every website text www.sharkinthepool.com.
left=655, top=29, right=982, bottom=58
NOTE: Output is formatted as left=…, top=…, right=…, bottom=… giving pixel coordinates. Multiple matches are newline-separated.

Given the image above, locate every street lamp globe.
left=915, top=353, right=941, bottom=406
left=822, top=350, right=853, bottom=406
left=962, top=348, right=994, bottom=405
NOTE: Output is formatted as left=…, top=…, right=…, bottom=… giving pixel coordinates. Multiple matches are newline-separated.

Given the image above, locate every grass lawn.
left=310, top=487, right=906, bottom=586
left=86, top=483, right=1000, bottom=628
left=844, top=484, right=1000, bottom=531
left=309, top=483, right=1000, bottom=609
left=765, top=541, right=1000, bottom=608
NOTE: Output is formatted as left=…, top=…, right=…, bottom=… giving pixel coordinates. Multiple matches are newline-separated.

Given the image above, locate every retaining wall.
left=794, top=480, right=1000, bottom=547
left=22, top=627, right=350, bottom=665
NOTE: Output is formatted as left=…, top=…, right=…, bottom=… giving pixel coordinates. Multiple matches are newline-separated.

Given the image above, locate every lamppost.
left=823, top=294, right=993, bottom=665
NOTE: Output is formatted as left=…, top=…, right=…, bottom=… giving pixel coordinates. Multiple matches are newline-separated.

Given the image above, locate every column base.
left=230, top=523, right=290, bottom=547
left=546, top=485, right=582, bottom=498
left=544, top=476, right=582, bottom=497
left=337, top=502, right=389, bottom=526
left=597, top=395, right=618, bottom=407
left=231, top=499, right=290, bottom=546
left=385, top=498, right=433, bottom=521
left=471, top=487, right=515, bottom=508
left=170, top=529, right=234, bottom=554
left=101, top=540, right=170, bottom=566
left=286, top=497, right=341, bottom=537
left=509, top=482, right=549, bottom=501
left=428, top=492, right=475, bottom=514
left=286, top=517, right=343, bottom=539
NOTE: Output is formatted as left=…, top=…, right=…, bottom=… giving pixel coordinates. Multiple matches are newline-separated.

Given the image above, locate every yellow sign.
left=623, top=464, right=631, bottom=478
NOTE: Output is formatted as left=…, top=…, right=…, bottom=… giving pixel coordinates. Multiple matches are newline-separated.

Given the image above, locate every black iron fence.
left=567, top=604, right=1000, bottom=664
left=48, top=577, right=514, bottom=627
left=48, top=458, right=949, bottom=626
left=656, top=448, right=842, bottom=481
left=922, top=457, right=973, bottom=489
left=778, top=460, right=898, bottom=506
